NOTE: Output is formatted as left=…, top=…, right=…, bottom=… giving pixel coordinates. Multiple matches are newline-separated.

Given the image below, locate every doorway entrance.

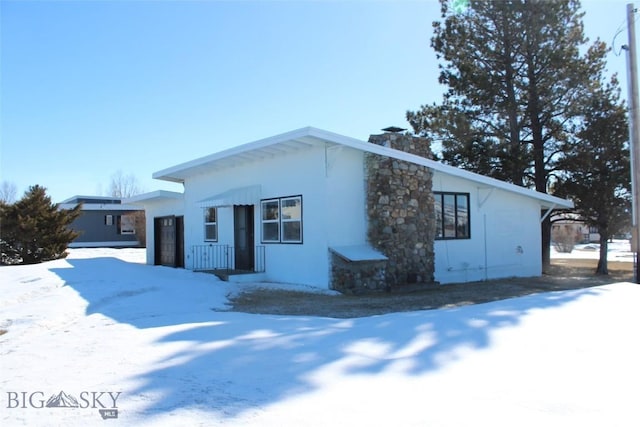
left=154, top=215, right=184, bottom=268
left=233, top=205, right=254, bottom=271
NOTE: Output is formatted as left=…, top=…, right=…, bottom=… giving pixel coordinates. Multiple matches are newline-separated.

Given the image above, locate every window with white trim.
left=261, top=196, right=302, bottom=243
left=204, top=207, right=218, bottom=241
left=119, top=215, right=136, bottom=235
left=261, top=199, right=280, bottom=242
left=434, top=192, right=470, bottom=239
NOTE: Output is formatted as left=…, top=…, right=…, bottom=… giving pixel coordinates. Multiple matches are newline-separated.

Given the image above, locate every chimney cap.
left=382, top=126, right=406, bottom=133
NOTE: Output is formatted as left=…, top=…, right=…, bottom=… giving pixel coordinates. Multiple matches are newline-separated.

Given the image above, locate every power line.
left=613, top=8, right=640, bottom=56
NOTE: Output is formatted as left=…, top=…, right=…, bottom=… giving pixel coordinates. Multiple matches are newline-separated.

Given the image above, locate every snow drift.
left=1, top=248, right=638, bottom=426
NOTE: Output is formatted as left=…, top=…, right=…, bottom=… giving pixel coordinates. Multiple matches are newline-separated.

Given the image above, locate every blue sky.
left=0, top=0, right=635, bottom=202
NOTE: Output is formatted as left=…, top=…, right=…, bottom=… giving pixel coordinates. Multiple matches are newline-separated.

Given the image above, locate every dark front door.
left=234, top=205, right=254, bottom=271
left=155, top=216, right=183, bottom=267
left=176, top=216, right=185, bottom=268
left=156, top=216, right=175, bottom=266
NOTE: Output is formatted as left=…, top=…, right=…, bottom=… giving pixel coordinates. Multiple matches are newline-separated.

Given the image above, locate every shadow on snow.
left=51, top=256, right=602, bottom=419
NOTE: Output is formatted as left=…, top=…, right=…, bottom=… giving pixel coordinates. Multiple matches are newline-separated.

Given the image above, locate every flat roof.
left=125, top=190, right=184, bottom=205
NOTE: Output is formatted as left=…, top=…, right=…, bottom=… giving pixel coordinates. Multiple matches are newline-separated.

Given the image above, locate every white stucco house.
left=128, top=127, right=572, bottom=291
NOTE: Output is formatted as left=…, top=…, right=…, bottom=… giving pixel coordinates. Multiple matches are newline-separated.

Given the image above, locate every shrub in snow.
left=552, top=225, right=578, bottom=253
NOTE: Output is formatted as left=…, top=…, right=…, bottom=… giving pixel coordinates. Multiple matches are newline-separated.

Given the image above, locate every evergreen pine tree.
left=407, top=0, right=610, bottom=268
left=554, top=77, right=631, bottom=275
left=0, top=185, right=81, bottom=264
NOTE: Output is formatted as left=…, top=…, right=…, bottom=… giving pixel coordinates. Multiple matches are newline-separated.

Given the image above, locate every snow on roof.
left=151, top=127, right=573, bottom=209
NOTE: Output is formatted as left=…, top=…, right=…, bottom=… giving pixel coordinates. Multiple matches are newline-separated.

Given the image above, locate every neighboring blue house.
left=59, top=196, right=143, bottom=248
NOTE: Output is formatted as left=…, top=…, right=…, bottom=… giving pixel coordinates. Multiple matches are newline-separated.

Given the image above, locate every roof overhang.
left=59, top=195, right=123, bottom=204
left=125, top=190, right=184, bottom=205
left=150, top=126, right=573, bottom=210
left=58, top=203, right=141, bottom=211
left=152, top=128, right=348, bottom=183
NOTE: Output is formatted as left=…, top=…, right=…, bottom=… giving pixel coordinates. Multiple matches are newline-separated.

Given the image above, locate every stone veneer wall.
left=330, top=252, right=388, bottom=293
left=365, top=133, right=436, bottom=287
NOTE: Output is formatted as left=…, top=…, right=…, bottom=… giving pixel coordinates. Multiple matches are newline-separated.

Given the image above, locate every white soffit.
left=153, top=129, right=329, bottom=183
left=151, top=126, right=573, bottom=210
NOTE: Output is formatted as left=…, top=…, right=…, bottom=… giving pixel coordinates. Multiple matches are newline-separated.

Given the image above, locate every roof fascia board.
left=58, top=203, right=141, bottom=211
left=59, top=195, right=123, bottom=204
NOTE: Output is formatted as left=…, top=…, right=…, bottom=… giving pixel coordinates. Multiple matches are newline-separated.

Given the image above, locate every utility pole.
left=625, top=3, right=640, bottom=282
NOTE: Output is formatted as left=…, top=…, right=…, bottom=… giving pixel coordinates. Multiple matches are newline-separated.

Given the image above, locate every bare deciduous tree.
left=107, top=171, right=146, bottom=247
left=108, top=170, right=143, bottom=199
left=0, top=181, right=18, bottom=204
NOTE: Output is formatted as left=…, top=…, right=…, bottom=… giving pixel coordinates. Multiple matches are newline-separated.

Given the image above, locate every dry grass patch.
left=228, top=258, right=635, bottom=318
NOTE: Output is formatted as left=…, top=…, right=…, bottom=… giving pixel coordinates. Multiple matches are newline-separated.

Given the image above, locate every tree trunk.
left=501, top=11, right=525, bottom=187
left=596, top=233, right=609, bottom=275
left=541, top=215, right=551, bottom=273
left=526, top=51, right=551, bottom=270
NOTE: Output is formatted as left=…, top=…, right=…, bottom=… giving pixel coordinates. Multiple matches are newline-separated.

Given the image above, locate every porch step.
left=212, top=269, right=267, bottom=283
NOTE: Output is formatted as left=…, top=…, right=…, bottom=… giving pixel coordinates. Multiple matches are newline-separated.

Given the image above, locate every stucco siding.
left=324, top=146, right=367, bottom=247
left=143, top=199, right=184, bottom=265
left=181, top=144, right=367, bottom=287
left=432, top=171, right=542, bottom=284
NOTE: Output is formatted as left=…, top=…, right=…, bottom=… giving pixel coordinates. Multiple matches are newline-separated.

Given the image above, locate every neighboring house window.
left=261, top=195, right=303, bottom=243
left=589, top=226, right=599, bottom=234
left=105, top=215, right=114, bottom=226
left=119, top=215, right=136, bottom=235
left=434, top=192, right=470, bottom=239
left=204, top=208, right=218, bottom=242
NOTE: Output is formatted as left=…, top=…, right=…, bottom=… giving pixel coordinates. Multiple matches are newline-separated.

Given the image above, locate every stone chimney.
left=364, top=130, right=436, bottom=287
left=368, top=131, right=434, bottom=159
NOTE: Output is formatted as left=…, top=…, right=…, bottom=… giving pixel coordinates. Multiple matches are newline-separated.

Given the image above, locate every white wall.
left=141, top=144, right=547, bottom=287
left=324, top=145, right=367, bottom=247
left=182, top=143, right=367, bottom=288
left=142, top=199, right=185, bottom=265
left=432, top=171, right=542, bottom=284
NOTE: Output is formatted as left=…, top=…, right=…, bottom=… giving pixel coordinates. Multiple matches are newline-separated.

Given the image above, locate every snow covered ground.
left=551, top=239, right=634, bottom=262
left=1, top=248, right=639, bottom=426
